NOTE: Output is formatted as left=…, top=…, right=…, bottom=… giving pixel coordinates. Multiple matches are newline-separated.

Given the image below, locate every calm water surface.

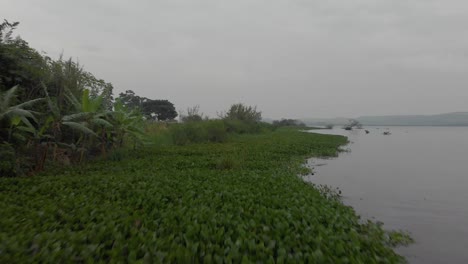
left=305, top=127, right=468, bottom=264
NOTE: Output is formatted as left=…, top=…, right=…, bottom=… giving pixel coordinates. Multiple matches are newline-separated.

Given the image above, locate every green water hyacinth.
left=0, top=129, right=410, bottom=263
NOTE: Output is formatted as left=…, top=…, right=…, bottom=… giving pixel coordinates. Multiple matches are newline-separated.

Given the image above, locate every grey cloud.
left=3, top=0, right=468, bottom=118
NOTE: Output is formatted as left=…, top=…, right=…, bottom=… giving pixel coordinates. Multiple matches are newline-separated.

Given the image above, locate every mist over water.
left=306, top=127, right=468, bottom=264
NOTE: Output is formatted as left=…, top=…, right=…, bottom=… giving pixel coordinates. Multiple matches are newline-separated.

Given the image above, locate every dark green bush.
left=185, top=123, right=209, bottom=143
left=170, top=120, right=228, bottom=145
left=223, top=120, right=272, bottom=134
left=204, top=120, right=227, bottom=143
left=0, top=143, right=16, bottom=177
left=215, top=156, right=240, bottom=170
left=169, top=124, right=190, bottom=145
left=170, top=120, right=273, bottom=145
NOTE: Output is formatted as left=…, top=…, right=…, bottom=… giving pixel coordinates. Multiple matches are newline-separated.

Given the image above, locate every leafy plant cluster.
left=220, top=103, right=262, bottom=123
left=0, top=20, right=178, bottom=176
left=118, top=90, right=178, bottom=121
left=0, top=129, right=410, bottom=262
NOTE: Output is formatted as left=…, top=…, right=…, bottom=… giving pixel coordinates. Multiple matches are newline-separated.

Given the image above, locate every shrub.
left=180, top=105, right=205, bottom=123
left=169, top=121, right=228, bottom=145
left=224, top=119, right=251, bottom=134
left=215, top=156, right=240, bottom=170
left=0, top=143, right=16, bottom=177
left=222, top=103, right=262, bottom=122
left=223, top=119, right=273, bottom=134
left=169, top=124, right=190, bottom=145
left=204, top=120, right=228, bottom=143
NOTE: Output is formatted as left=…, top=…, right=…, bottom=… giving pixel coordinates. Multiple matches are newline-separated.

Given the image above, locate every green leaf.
left=63, top=121, right=97, bottom=137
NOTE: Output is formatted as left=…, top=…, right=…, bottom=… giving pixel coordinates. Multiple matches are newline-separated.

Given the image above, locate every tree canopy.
left=118, top=90, right=177, bottom=121
left=222, top=103, right=262, bottom=123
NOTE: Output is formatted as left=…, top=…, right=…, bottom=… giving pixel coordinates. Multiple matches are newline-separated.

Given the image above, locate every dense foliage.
left=0, top=129, right=408, bottom=262
left=0, top=21, right=164, bottom=176
left=180, top=105, right=205, bottom=123
left=119, top=90, right=177, bottom=121
left=221, top=103, right=262, bottom=123
left=167, top=118, right=274, bottom=146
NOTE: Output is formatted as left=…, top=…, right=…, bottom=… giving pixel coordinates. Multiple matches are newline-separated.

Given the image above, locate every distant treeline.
left=302, top=112, right=468, bottom=127
left=356, top=113, right=468, bottom=126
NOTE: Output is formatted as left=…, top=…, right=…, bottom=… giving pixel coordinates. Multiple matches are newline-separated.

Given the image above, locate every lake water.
left=305, top=126, right=468, bottom=264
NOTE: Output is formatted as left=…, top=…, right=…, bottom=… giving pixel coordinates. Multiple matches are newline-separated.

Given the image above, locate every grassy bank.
left=0, top=129, right=407, bottom=263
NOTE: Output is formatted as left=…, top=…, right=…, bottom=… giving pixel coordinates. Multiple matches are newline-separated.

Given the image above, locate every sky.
left=2, top=0, right=468, bottom=119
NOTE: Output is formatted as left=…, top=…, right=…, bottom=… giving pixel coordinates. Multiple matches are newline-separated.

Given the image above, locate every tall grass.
left=145, top=119, right=274, bottom=146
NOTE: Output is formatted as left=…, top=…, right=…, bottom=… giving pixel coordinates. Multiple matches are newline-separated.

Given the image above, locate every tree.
left=0, top=86, right=43, bottom=176
left=0, top=20, right=121, bottom=174
left=118, top=90, right=144, bottom=110
left=0, top=20, right=19, bottom=43
left=0, top=86, right=43, bottom=143
left=66, top=88, right=114, bottom=155
left=223, top=103, right=262, bottom=123
left=117, top=91, right=177, bottom=121
left=343, top=119, right=362, bottom=130
left=142, top=99, right=177, bottom=121
left=180, top=105, right=204, bottom=122
left=111, top=99, right=145, bottom=147
left=0, top=20, right=48, bottom=98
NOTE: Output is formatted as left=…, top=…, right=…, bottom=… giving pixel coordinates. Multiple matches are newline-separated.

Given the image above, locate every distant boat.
left=365, top=130, right=370, bottom=134
left=383, top=131, right=391, bottom=135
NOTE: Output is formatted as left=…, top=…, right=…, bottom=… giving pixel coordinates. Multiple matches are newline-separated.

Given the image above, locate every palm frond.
left=64, top=88, right=81, bottom=111
left=1, top=86, right=18, bottom=108
left=15, top=97, right=45, bottom=109
left=91, top=95, right=104, bottom=112
left=92, top=118, right=113, bottom=128
left=42, top=83, right=60, bottom=117
left=4, top=108, right=38, bottom=122
left=20, top=116, right=36, bottom=131
left=63, top=112, right=91, bottom=122
left=11, top=132, right=27, bottom=142
left=82, top=89, right=90, bottom=112
left=63, top=121, right=97, bottom=137
left=16, top=125, right=36, bottom=134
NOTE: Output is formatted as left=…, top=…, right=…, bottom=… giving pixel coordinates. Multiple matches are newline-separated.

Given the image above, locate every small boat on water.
left=383, top=131, right=391, bottom=135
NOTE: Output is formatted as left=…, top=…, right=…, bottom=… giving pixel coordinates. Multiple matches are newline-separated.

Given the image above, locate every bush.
left=223, top=103, right=262, bottom=122
left=169, top=124, right=190, bottom=145
left=215, top=156, right=240, bottom=170
left=224, top=119, right=272, bottom=134
left=224, top=119, right=251, bottom=134
left=0, top=143, right=16, bottom=177
left=169, top=120, right=228, bottom=145
left=204, top=120, right=228, bottom=143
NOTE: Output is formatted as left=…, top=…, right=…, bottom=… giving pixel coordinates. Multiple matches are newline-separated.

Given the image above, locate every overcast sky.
left=3, top=0, right=468, bottom=118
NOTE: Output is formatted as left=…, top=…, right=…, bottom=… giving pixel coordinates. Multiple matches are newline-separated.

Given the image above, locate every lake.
left=305, top=126, right=468, bottom=264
